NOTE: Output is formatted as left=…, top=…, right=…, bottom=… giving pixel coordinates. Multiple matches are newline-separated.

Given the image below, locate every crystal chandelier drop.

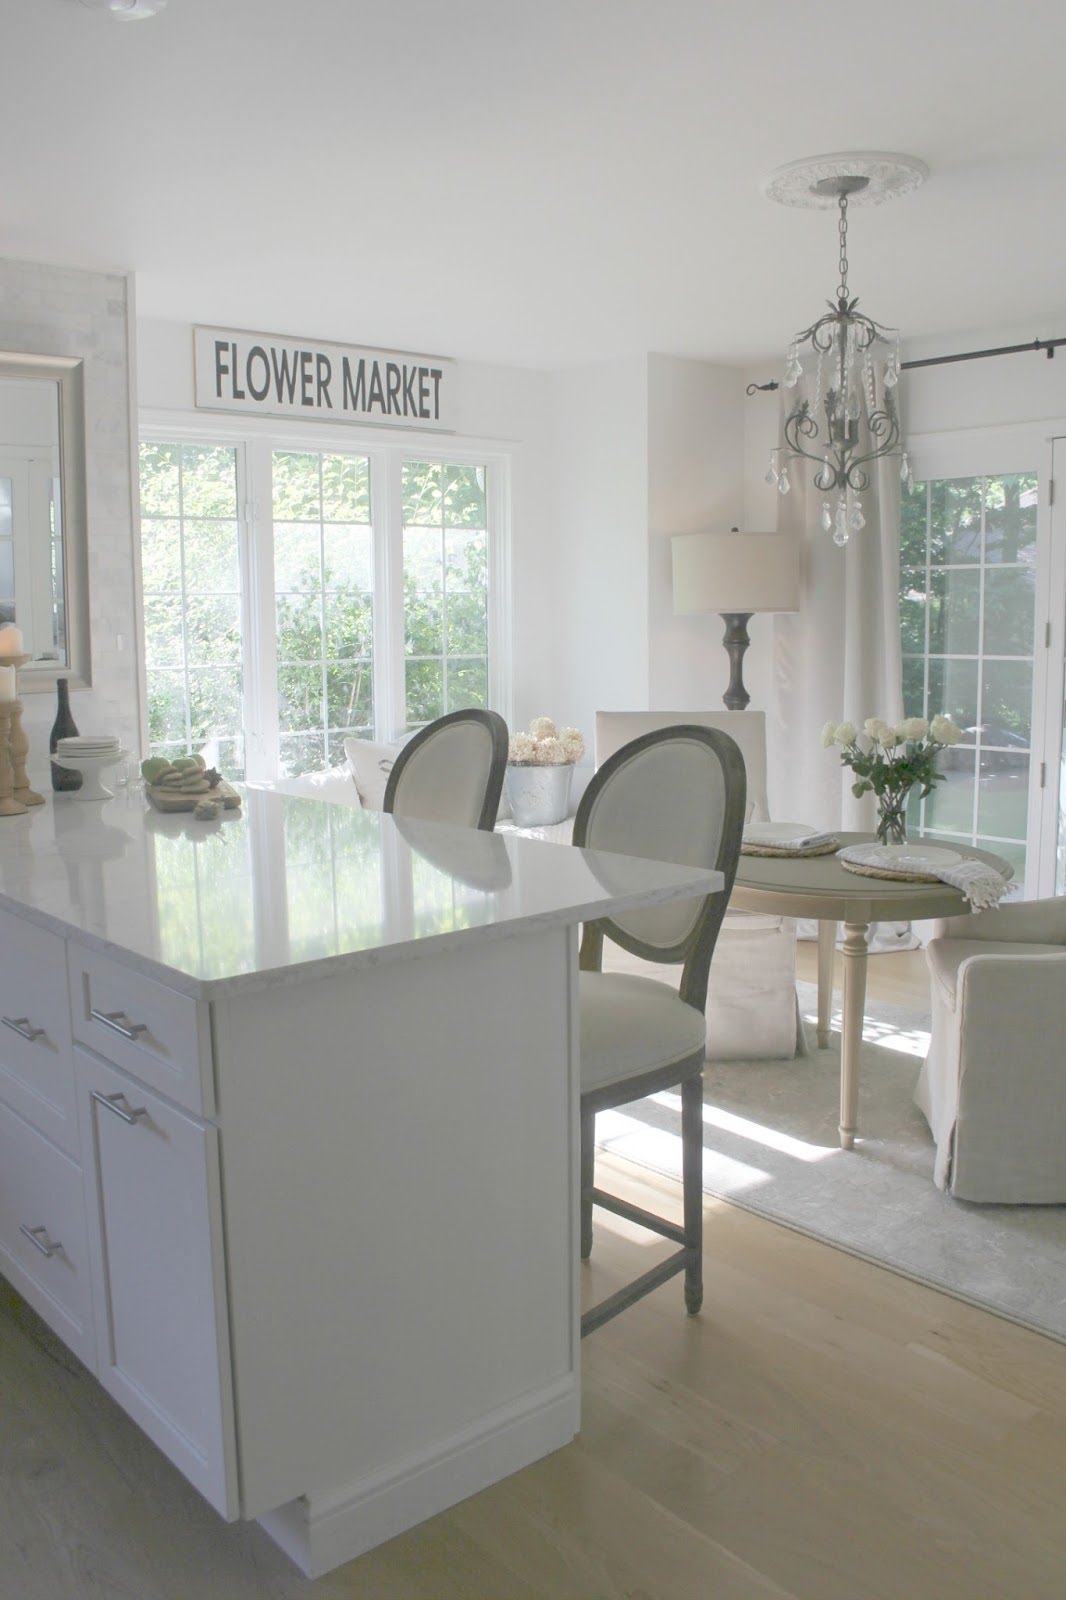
left=763, top=154, right=928, bottom=546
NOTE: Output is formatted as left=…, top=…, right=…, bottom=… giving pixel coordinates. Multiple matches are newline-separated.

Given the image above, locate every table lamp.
left=671, top=530, right=800, bottom=710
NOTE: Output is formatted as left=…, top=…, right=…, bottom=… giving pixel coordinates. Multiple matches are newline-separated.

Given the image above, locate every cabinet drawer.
left=68, top=943, right=213, bottom=1117
left=0, top=909, right=77, bottom=1155
left=0, top=1097, right=95, bottom=1369
left=76, top=1050, right=237, bottom=1519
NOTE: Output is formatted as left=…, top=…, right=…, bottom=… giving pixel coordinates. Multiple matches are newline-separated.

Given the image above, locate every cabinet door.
left=76, top=1048, right=238, bottom=1518
left=0, top=909, right=77, bottom=1156
left=0, top=1096, right=95, bottom=1368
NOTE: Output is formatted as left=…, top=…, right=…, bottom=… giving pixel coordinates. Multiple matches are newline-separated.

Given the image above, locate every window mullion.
left=375, top=451, right=405, bottom=740
left=242, top=438, right=279, bottom=782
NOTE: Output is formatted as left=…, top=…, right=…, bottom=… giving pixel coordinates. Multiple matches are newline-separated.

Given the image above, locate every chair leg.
left=681, top=1074, right=704, bottom=1314
left=580, top=1108, right=595, bottom=1260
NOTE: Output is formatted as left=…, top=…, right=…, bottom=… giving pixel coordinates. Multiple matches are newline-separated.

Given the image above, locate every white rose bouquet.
left=508, top=718, right=585, bottom=767
left=821, top=714, right=963, bottom=845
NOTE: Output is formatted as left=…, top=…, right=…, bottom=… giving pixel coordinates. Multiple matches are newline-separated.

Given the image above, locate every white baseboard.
left=257, top=1375, right=579, bottom=1578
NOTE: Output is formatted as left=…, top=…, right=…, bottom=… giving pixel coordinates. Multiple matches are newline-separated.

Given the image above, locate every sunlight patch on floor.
left=650, top=1090, right=837, bottom=1162
left=596, top=1108, right=772, bottom=1191
left=802, top=1007, right=931, bottom=1059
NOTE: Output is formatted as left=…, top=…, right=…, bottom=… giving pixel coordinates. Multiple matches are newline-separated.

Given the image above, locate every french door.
left=903, top=427, right=1064, bottom=897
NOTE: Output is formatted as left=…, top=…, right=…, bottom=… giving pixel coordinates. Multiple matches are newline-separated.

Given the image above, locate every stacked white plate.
left=56, top=735, right=121, bottom=756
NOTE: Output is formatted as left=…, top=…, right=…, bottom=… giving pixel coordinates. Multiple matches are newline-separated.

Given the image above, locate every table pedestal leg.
left=816, top=920, right=835, bottom=1048
left=839, top=920, right=869, bottom=1149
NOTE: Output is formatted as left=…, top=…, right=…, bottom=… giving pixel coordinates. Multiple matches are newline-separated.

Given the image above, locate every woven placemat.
left=839, top=857, right=939, bottom=884
left=741, top=840, right=840, bottom=858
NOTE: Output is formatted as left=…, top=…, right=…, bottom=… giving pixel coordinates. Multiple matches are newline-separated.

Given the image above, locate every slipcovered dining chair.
left=915, top=896, right=1066, bottom=1202
left=383, top=708, right=509, bottom=831
left=575, top=725, right=746, bottom=1335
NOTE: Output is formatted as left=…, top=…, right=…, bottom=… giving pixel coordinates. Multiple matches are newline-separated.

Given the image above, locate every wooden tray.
left=145, top=778, right=242, bottom=814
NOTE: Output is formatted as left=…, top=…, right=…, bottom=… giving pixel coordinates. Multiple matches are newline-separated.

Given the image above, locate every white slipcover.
left=914, top=896, right=1066, bottom=1202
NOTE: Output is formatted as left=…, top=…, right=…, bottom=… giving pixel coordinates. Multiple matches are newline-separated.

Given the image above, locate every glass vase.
left=875, top=787, right=911, bottom=846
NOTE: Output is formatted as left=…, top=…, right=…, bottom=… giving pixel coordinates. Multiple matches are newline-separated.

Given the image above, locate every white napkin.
left=743, top=828, right=837, bottom=851
left=837, top=843, right=1008, bottom=911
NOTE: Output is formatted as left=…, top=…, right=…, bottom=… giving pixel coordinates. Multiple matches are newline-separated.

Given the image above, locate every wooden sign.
left=193, top=327, right=456, bottom=431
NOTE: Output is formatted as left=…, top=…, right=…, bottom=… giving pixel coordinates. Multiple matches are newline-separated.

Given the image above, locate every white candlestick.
left=0, top=666, right=15, bottom=702
left=0, top=625, right=24, bottom=657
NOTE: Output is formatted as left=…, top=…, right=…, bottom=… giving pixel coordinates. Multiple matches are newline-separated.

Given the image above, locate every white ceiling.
left=4, top=0, right=1066, bottom=370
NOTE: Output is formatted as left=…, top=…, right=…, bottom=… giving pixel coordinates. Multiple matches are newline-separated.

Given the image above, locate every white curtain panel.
left=768, top=364, right=914, bottom=950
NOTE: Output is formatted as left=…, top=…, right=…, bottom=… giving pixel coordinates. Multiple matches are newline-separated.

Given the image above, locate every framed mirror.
left=0, top=351, right=90, bottom=688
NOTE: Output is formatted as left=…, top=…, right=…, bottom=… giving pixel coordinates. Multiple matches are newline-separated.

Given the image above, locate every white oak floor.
left=3, top=949, right=1064, bottom=1600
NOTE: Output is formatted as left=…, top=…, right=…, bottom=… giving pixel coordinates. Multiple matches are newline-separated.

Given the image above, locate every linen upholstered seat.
left=575, top=725, right=745, bottom=1335
left=383, top=708, right=508, bottom=831
left=915, top=895, right=1066, bottom=1202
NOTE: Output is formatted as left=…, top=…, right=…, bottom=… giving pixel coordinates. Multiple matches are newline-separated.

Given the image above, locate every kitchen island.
left=0, top=788, right=721, bottom=1576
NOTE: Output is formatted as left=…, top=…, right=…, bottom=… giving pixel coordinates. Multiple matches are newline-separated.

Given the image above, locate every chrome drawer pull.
left=91, top=1089, right=149, bottom=1126
left=2, top=1015, right=45, bottom=1042
left=90, top=1007, right=149, bottom=1042
left=20, top=1224, right=62, bottom=1258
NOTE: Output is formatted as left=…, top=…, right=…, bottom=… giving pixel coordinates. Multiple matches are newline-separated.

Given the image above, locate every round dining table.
left=730, top=832, right=1012, bottom=1149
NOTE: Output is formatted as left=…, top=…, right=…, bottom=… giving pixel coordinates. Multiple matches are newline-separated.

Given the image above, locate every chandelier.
left=764, top=153, right=928, bottom=545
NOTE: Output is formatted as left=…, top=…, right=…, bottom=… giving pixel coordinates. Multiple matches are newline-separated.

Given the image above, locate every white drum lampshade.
left=671, top=531, right=800, bottom=709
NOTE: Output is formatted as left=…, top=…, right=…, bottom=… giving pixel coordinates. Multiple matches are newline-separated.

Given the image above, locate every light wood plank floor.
left=3, top=950, right=1064, bottom=1600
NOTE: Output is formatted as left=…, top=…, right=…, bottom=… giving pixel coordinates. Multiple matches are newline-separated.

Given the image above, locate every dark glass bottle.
left=50, top=677, right=82, bottom=792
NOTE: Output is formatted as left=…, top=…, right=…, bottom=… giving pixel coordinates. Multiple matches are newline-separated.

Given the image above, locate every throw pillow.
left=344, top=736, right=407, bottom=810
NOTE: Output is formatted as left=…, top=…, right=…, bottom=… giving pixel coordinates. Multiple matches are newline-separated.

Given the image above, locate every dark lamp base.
left=720, top=612, right=753, bottom=711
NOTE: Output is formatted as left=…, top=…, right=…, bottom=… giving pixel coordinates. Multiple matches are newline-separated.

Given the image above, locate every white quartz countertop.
left=0, top=788, right=723, bottom=999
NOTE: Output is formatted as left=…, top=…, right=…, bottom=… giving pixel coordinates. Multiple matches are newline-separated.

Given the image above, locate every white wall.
left=546, top=356, right=649, bottom=753
left=646, top=354, right=746, bottom=710
left=0, top=258, right=140, bottom=788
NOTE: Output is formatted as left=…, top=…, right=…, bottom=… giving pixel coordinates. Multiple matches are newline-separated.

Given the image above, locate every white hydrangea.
left=930, top=713, right=963, bottom=746
left=529, top=716, right=557, bottom=739
left=559, top=726, right=585, bottom=762
left=508, top=732, right=536, bottom=764
left=533, top=735, right=565, bottom=765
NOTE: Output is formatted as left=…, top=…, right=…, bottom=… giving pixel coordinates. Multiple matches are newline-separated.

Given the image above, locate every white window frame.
left=138, top=409, right=513, bottom=782
left=904, top=421, right=1066, bottom=895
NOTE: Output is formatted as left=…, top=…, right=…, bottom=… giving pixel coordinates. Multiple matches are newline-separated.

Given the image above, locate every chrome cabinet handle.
left=89, top=1008, right=149, bottom=1042
left=20, top=1224, right=62, bottom=1258
left=2, top=1015, right=45, bottom=1042
left=91, top=1089, right=148, bottom=1125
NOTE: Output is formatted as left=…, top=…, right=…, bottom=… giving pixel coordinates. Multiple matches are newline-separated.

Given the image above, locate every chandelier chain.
left=837, top=193, right=850, bottom=302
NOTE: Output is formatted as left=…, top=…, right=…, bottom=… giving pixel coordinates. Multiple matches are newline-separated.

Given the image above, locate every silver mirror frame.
left=0, top=350, right=91, bottom=690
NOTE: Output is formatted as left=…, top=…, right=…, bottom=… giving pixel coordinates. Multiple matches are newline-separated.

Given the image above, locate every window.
left=272, top=450, right=374, bottom=775
left=402, top=460, right=489, bottom=728
left=140, top=443, right=245, bottom=777
left=138, top=434, right=503, bottom=781
left=900, top=471, right=1038, bottom=885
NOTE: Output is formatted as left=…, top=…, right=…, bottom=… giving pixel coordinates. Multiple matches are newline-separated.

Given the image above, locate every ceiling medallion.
left=764, top=153, right=928, bottom=545
left=78, top=0, right=168, bottom=19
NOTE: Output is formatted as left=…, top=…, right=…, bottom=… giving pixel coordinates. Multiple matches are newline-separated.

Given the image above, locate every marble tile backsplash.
left=0, top=258, right=141, bottom=788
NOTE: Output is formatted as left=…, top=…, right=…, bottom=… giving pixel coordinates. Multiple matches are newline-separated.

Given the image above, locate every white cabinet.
left=75, top=1048, right=238, bottom=1519
left=0, top=1095, right=95, bottom=1368
left=0, top=908, right=78, bottom=1157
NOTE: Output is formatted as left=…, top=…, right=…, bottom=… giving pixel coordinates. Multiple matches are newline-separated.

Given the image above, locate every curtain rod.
left=745, top=335, right=1066, bottom=395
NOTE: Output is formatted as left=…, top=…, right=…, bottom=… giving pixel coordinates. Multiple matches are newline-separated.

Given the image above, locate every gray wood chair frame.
left=383, top=708, right=509, bottom=831
left=573, top=725, right=747, bottom=1336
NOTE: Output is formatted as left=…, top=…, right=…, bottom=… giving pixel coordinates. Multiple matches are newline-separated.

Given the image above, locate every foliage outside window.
left=139, top=439, right=497, bottom=780
left=140, top=442, right=245, bottom=778
left=402, top=460, right=489, bottom=728
left=900, top=471, right=1037, bottom=885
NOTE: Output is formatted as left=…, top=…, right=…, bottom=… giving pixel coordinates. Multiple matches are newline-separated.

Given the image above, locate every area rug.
left=596, top=982, right=1066, bottom=1344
